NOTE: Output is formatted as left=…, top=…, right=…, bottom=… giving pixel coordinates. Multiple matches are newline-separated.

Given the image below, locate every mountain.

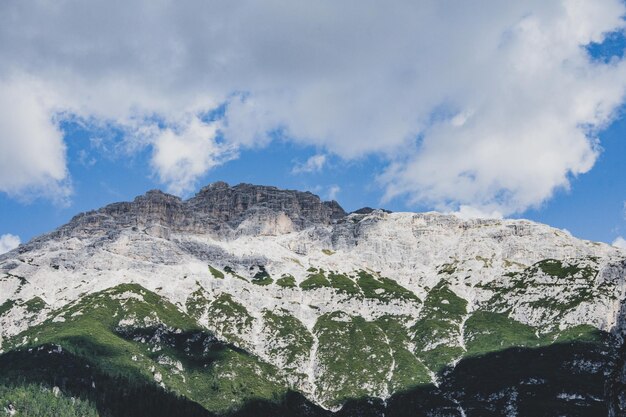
left=1, top=182, right=626, bottom=417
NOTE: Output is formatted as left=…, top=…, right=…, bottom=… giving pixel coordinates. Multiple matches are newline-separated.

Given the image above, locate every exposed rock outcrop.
left=14, top=183, right=346, bottom=250
left=1, top=182, right=626, bottom=414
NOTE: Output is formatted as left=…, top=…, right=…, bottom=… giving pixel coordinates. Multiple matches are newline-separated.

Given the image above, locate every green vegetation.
left=464, top=311, right=545, bottom=357
left=223, top=266, right=248, bottom=282
left=526, top=291, right=594, bottom=316
left=251, top=265, right=273, bottom=286
left=0, top=299, right=15, bottom=316
left=299, top=270, right=331, bottom=290
left=2, top=284, right=287, bottom=415
left=262, top=309, right=313, bottom=386
left=321, top=249, right=335, bottom=256
left=298, top=269, right=418, bottom=301
left=208, top=265, right=224, bottom=279
left=206, top=294, right=254, bottom=346
left=462, top=311, right=607, bottom=359
left=410, top=281, right=467, bottom=372
left=481, top=258, right=607, bottom=321
left=24, top=297, right=47, bottom=313
left=3, top=284, right=201, bottom=386
left=0, top=383, right=98, bottom=417
left=548, top=324, right=606, bottom=344
left=327, top=273, right=361, bottom=296
left=356, top=271, right=419, bottom=303
left=314, top=312, right=393, bottom=406
left=375, top=315, right=432, bottom=391
left=0, top=259, right=615, bottom=414
left=3, top=273, right=28, bottom=288
left=185, top=285, right=211, bottom=320
left=275, top=274, right=297, bottom=288
left=535, top=259, right=596, bottom=279
left=263, top=309, right=313, bottom=365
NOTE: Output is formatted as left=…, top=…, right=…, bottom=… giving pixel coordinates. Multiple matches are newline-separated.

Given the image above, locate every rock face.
left=1, top=182, right=626, bottom=416
left=188, top=182, right=346, bottom=227
left=26, top=182, right=346, bottom=244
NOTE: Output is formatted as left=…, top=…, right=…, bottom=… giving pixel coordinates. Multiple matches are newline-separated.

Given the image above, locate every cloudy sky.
left=1, top=0, right=626, bottom=252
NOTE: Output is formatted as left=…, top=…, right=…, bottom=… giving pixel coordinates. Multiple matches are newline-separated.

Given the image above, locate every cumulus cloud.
left=0, top=234, right=20, bottom=254
left=150, top=117, right=237, bottom=195
left=292, top=154, right=327, bottom=174
left=327, top=185, right=341, bottom=201
left=0, top=77, right=70, bottom=202
left=0, top=1, right=625, bottom=212
left=613, top=237, right=626, bottom=249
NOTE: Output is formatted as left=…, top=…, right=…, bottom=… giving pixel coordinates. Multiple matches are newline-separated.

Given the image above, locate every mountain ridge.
left=1, top=182, right=626, bottom=416
left=8, top=182, right=347, bottom=252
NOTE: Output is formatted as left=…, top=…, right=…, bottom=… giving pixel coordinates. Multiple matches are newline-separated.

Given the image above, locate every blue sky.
left=1, top=1, right=626, bottom=251
left=1, top=109, right=625, bottom=246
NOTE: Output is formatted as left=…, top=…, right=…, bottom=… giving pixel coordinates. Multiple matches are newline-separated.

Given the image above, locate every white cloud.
left=150, top=117, right=237, bottom=195
left=612, top=236, right=626, bottom=249
left=77, top=149, right=97, bottom=167
left=0, top=234, right=20, bottom=254
left=450, top=205, right=504, bottom=220
left=0, top=77, right=71, bottom=202
left=0, top=1, right=625, bottom=210
left=327, top=185, right=341, bottom=201
left=292, top=154, right=327, bottom=174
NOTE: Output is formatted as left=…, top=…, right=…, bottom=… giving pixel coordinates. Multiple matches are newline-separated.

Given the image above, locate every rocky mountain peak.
left=1, top=182, right=626, bottom=416
left=196, top=181, right=230, bottom=194
left=187, top=182, right=346, bottom=228
left=137, top=189, right=183, bottom=203
left=28, top=182, right=347, bottom=245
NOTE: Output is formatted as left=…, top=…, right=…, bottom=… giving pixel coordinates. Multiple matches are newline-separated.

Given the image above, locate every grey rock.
left=17, top=182, right=347, bottom=248
left=187, top=182, right=346, bottom=229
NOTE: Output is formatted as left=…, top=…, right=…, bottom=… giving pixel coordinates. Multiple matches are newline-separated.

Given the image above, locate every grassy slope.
left=410, top=280, right=468, bottom=372
left=0, top=383, right=98, bottom=417
left=1, top=284, right=287, bottom=416
left=0, top=256, right=619, bottom=415
left=314, top=312, right=394, bottom=406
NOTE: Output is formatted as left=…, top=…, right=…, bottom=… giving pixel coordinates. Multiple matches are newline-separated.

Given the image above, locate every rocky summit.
left=1, top=182, right=626, bottom=417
